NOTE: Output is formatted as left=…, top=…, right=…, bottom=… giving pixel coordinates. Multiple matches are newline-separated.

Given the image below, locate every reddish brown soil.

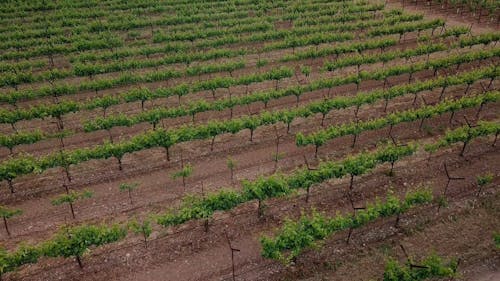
left=0, top=58, right=495, bottom=205
left=0, top=2, right=498, bottom=281
left=390, top=0, right=499, bottom=29
left=0, top=44, right=495, bottom=161
left=5, top=125, right=499, bottom=281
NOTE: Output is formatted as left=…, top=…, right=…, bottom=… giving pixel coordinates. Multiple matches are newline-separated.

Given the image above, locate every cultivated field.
left=0, top=0, right=499, bottom=280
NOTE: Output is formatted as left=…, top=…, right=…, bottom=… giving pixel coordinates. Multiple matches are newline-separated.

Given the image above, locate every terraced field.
left=0, top=0, right=498, bottom=280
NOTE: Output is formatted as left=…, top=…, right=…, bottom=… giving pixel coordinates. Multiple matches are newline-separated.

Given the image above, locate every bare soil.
left=0, top=2, right=498, bottom=281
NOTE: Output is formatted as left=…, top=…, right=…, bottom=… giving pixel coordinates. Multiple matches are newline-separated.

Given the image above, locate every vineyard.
left=0, top=0, right=499, bottom=280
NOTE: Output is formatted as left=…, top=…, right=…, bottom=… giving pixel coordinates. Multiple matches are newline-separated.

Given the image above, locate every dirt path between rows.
left=1, top=2, right=499, bottom=281
left=1, top=78, right=497, bottom=249
left=8, top=133, right=498, bottom=280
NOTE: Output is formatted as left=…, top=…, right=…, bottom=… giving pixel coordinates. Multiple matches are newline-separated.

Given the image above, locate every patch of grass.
left=436, top=195, right=448, bottom=209
left=379, top=243, right=394, bottom=256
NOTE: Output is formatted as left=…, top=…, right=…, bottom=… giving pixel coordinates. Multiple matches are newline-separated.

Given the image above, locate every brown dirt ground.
left=0, top=2, right=498, bottom=281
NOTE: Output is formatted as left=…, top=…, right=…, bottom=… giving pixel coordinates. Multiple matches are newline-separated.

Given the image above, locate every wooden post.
left=303, top=155, right=317, bottom=203
left=3, top=217, right=10, bottom=237
left=442, top=162, right=465, bottom=197
left=224, top=231, right=240, bottom=281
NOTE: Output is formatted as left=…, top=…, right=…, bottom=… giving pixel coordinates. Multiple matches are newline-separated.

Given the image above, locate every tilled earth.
left=0, top=1, right=498, bottom=281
